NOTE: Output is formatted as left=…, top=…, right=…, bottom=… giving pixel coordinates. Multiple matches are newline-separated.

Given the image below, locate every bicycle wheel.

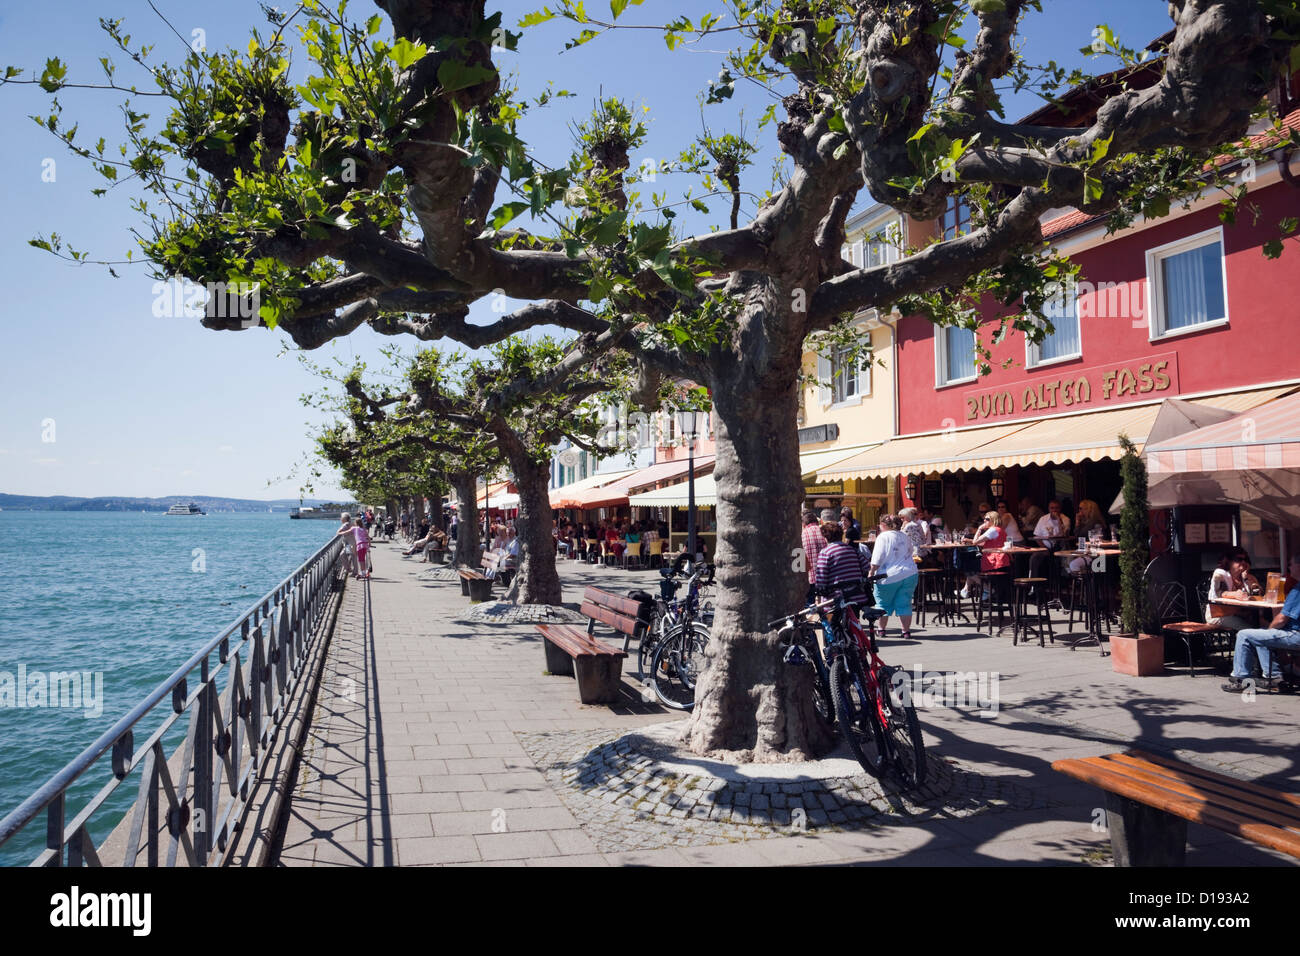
left=650, top=625, right=708, bottom=710
left=636, top=625, right=661, bottom=683
left=829, top=656, right=885, bottom=777
left=880, top=666, right=927, bottom=790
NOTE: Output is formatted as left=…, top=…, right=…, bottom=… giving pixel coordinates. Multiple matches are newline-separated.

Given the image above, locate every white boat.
left=165, top=503, right=205, bottom=516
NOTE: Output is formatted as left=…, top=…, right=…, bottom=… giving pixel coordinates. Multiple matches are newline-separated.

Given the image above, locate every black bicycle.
left=771, top=581, right=926, bottom=790
left=645, top=558, right=714, bottom=709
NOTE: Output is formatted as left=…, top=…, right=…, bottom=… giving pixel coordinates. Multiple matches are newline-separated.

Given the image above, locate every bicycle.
left=770, top=581, right=926, bottom=790
left=645, top=557, right=714, bottom=709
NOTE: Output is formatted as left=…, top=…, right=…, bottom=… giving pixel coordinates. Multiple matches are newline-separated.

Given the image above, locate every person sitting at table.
left=996, top=499, right=1024, bottom=544
left=1019, top=497, right=1044, bottom=537
left=1223, top=554, right=1300, bottom=690
left=605, top=522, right=626, bottom=560
left=962, top=511, right=1009, bottom=600
left=1075, top=499, right=1106, bottom=537
left=1207, top=548, right=1262, bottom=632
left=1029, top=499, right=1071, bottom=576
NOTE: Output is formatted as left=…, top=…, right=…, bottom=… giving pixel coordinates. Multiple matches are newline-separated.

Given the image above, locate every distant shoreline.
left=0, top=494, right=355, bottom=513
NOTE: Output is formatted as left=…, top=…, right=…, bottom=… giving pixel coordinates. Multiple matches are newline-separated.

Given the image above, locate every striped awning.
left=820, top=385, right=1296, bottom=481
left=798, top=443, right=881, bottom=479
left=578, top=457, right=714, bottom=509
left=628, top=473, right=717, bottom=509
left=1146, top=390, right=1300, bottom=475
left=549, top=468, right=638, bottom=509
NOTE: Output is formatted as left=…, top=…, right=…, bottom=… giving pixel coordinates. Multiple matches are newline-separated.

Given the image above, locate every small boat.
left=165, top=503, right=205, bottom=516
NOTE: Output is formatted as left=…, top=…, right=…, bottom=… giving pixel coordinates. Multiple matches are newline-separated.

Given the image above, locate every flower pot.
left=1111, top=633, right=1164, bottom=676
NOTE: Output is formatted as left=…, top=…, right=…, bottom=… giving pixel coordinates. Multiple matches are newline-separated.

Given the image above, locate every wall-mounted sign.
left=1209, top=522, right=1232, bottom=544
left=798, top=423, right=840, bottom=445
left=804, top=482, right=844, bottom=495
left=1184, top=522, right=1207, bottom=545
left=962, top=352, right=1179, bottom=423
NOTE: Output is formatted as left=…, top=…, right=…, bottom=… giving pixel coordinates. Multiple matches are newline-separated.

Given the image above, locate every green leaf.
left=1263, top=239, right=1284, bottom=259
left=489, top=201, right=529, bottom=230
left=436, top=59, right=497, bottom=92
left=971, top=0, right=1005, bottom=12
left=1083, top=174, right=1103, bottom=203
left=38, top=57, right=67, bottom=92
left=388, top=37, right=427, bottom=71
left=610, top=0, right=629, bottom=17
left=366, top=14, right=382, bottom=35
left=520, top=9, right=556, bottom=27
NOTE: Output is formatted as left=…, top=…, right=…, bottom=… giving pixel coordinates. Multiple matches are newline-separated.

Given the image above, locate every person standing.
left=869, top=514, right=919, bottom=640
left=349, top=517, right=371, bottom=579
left=815, top=522, right=871, bottom=605
left=840, top=506, right=862, bottom=546
left=801, top=510, right=827, bottom=604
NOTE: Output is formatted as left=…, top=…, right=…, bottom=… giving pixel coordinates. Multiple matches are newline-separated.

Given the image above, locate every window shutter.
left=817, top=354, right=832, bottom=406
left=853, top=240, right=865, bottom=269
left=857, top=337, right=871, bottom=397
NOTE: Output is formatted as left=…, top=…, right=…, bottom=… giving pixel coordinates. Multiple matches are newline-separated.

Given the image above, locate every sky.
left=0, top=1, right=1176, bottom=501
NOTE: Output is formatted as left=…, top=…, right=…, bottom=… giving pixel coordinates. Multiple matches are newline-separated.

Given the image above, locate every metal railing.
left=0, top=535, right=347, bottom=866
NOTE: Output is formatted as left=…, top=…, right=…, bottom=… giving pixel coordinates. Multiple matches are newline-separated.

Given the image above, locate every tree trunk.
left=685, top=358, right=835, bottom=761
left=450, top=472, right=482, bottom=569
left=504, top=454, right=562, bottom=605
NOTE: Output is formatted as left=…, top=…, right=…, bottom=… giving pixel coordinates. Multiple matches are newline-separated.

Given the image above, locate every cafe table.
left=1210, top=595, right=1285, bottom=612
left=922, top=542, right=975, bottom=625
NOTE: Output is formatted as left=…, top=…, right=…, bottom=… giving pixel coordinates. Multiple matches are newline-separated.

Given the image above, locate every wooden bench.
left=1053, top=749, right=1300, bottom=865
left=457, top=552, right=504, bottom=602
left=535, top=587, right=647, bottom=704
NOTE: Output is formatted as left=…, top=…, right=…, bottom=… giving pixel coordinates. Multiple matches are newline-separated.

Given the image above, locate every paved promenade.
left=271, top=541, right=1299, bottom=866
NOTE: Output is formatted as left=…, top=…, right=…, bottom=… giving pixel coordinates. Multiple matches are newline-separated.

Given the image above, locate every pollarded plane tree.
left=314, top=365, right=500, bottom=569
left=12, top=0, right=1300, bottom=760
left=333, top=337, right=623, bottom=604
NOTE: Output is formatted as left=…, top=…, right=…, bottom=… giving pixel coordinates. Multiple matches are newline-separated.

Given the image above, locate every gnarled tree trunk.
left=685, top=300, right=835, bottom=761
left=450, top=471, right=481, bottom=569
left=503, top=454, right=562, bottom=605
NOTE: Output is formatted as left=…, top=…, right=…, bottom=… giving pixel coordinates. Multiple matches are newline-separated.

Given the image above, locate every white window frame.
left=1145, top=225, right=1230, bottom=342
left=935, top=323, right=978, bottom=388
left=817, top=333, right=871, bottom=409
left=1025, top=282, right=1083, bottom=369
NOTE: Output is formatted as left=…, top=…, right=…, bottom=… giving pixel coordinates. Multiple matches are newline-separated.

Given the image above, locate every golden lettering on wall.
left=963, top=354, right=1176, bottom=423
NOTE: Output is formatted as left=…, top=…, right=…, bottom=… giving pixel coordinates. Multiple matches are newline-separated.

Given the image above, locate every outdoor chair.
left=1154, top=580, right=1230, bottom=677
left=623, top=541, right=643, bottom=570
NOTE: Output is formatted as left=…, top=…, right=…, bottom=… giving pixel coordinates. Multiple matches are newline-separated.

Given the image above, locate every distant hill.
left=0, top=494, right=351, bottom=513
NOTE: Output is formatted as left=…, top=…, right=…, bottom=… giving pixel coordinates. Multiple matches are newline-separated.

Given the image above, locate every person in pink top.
left=340, top=516, right=371, bottom=579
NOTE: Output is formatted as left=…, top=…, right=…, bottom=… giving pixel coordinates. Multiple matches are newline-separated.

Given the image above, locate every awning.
left=1137, top=391, right=1300, bottom=524
left=818, top=422, right=1032, bottom=481
left=475, top=480, right=512, bottom=508
left=629, top=473, right=718, bottom=509
left=820, top=385, right=1297, bottom=481
left=580, top=457, right=715, bottom=509
left=549, top=468, right=638, bottom=509
left=798, top=443, right=881, bottom=480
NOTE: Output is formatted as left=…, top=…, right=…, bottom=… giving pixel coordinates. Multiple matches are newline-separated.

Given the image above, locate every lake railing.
left=0, top=534, right=348, bottom=866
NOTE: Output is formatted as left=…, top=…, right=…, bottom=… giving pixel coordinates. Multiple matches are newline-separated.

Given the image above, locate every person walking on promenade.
left=336, top=511, right=356, bottom=576
left=348, top=517, right=371, bottom=579
left=801, top=509, right=827, bottom=605
left=870, top=513, right=918, bottom=641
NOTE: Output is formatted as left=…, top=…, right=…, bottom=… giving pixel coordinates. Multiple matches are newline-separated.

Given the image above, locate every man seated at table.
left=1029, top=500, right=1071, bottom=577
left=1223, top=555, right=1300, bottom=691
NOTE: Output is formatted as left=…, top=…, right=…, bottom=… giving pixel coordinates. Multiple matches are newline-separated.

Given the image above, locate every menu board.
left=1184, top=523, right=1207, bottom=545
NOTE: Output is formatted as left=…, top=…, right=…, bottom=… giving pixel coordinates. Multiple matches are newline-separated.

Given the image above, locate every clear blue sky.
left=0, top=1, right=1174, bottom=500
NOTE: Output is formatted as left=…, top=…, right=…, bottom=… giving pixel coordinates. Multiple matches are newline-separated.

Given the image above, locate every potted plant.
left=1111, top=434, right=1163, bottom=676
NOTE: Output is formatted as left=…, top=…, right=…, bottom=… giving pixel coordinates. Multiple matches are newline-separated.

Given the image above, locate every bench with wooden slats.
left=535, top=587, right=647, bottom=704
left=1053, top=749, right=1300, bottom=866
left=457, top=552, right=503, bottom=601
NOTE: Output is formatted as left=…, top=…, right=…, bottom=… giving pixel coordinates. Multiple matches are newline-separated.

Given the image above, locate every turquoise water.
left=0, top=512, right=335, bottom=864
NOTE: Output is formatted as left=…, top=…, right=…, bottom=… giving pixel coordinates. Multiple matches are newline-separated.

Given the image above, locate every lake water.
left=0, top=511, right=335, bottom=864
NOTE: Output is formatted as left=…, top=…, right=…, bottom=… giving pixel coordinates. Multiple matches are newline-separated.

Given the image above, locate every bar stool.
left=1012, top=577, right=1054, bottom=647
left=914, top=567, right=947, bottom=627
left=1065, top=571, right=1092, bottom=633
left=975, top=570, right=1015, bottom=635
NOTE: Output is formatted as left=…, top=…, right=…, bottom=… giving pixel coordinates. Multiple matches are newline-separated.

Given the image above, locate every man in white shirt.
left=1030, top=500, right=1071, bottom=576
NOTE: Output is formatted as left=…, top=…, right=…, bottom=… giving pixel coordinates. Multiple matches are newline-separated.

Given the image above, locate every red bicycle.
left=776, top=585, right=926, bottom=789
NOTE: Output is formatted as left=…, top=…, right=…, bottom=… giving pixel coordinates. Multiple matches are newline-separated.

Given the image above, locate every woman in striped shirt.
left=815, top=521, right=871, bottom=604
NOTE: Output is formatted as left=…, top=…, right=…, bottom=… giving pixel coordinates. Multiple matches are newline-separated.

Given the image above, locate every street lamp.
left=676, top=408, right=704, bottom=563
left=904, top=473, right=918, bottom=503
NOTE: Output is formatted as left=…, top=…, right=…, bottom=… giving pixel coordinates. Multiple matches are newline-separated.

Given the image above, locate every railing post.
left=193, top=657, right=213, bottom=865
left=46, top=793, right=64, bottom=867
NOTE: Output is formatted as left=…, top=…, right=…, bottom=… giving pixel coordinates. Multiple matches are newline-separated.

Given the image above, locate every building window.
left=817, top=339, right=870, bottom=407
left=935, top=324, right=977, bottom=386
left=941, top=196, right=971, bottom=241
left=1147, top=227, right=1228, bottom=338
left=1028, top=283, right=1082, bottom=367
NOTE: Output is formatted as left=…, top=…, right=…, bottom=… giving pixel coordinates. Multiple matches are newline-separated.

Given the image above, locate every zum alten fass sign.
left=963, top=352, right=1179, bottom=423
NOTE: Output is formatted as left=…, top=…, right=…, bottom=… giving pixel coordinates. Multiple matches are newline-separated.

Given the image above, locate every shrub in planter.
left=1113, top=435, right=1161, bottom=676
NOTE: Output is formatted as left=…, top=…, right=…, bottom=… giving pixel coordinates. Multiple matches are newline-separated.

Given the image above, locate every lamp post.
left=676, top=409, right=703, bottom=562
